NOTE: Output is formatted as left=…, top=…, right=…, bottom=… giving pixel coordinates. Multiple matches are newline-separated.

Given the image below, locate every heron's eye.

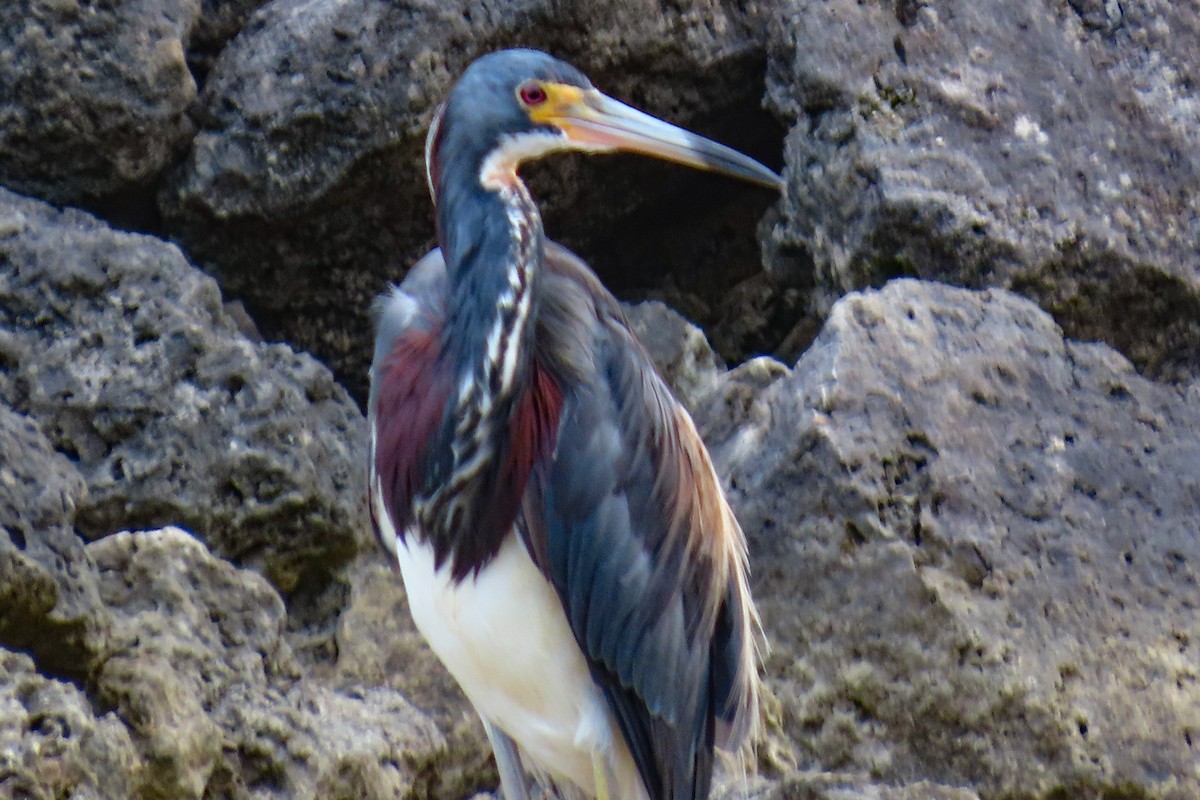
left=519, top=82, right=548, bottom=107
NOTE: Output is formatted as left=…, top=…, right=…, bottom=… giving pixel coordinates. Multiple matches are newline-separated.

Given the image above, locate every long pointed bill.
left=532, top=87, right=785, bottom=191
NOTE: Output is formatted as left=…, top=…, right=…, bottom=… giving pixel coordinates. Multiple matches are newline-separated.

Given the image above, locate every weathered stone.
left=764, top=0, right=1200, bottom=383
left=708, top=270, right=813, bottom=369
left=0, top=406, right=83, bottom=541
left=729, top=772, right=981, bottom=800
left=0, top=406, right=111, bottom=681
left=88, top=527, right=442, bottom=800
left=0, top=188, right=450, bottom=798
left=0, top=648, right=142, bottom=799
left=704, top=280, right=1200, bottom=799
left=89, top=528, right=287, bottom=798
left=211, top=679, right=442, bottom=800
left=188, top=0, right=273, bottom=81
left=0, top=188, right=369, bottom=595
left=0, top=0, right=199, bottom=206
left=161, top=0, right=782, bottom=398
left=694, top=355, right=789, bottom=446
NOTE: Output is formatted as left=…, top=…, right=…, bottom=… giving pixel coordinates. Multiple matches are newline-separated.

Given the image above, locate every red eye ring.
left=519, top=82, right=548, bottom=106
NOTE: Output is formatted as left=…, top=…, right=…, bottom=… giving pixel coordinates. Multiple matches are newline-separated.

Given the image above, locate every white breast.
left=372, top=484, right=646, bottom=799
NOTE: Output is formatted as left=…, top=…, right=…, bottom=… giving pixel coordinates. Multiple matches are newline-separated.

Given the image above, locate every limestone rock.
left=0, top=406, right=111, bottom=681
left=209, top=679, right=443, bottom=799
left=705, top=280, right=1200, bottom=798
left=764, top=0, right=1200, bottom=382
left=0, top=648, right=142, bottom=799
left=87, top=528, right=443, bottom=800
left=89, top=528, right=287, bottom=797
left=188, top=0, right=273, bottom=80
left=731, top=772, right=981, bottom=800
left=0, top=0, right=199, bottom=205
left=625, top=300, right=724, bottom=414
left=0, top=406, right=85, bottom=538
left=0, top=187, right=369, bottom=595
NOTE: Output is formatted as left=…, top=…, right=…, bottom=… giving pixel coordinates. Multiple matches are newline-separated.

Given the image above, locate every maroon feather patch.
left=372, top=328, right=450, bottom=541
left=372, top=331, right=564, bottom=578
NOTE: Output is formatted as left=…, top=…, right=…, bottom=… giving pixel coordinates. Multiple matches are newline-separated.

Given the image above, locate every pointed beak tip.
left=749, top=168, right=786, bottom=193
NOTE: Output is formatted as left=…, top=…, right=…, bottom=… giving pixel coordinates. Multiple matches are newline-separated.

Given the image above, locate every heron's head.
left=426, top=48, right=784, bottom=197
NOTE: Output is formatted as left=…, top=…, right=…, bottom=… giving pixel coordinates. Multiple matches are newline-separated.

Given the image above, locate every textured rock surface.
left=0, top=418, right=445, bottom=798
left=764, top=0, right=1200, bottom=382
left=0, top=0, right=199, bottom=207
left=737, top=773, right=981, bottom=800
left=704, top=280, right=1200, bottom=799
left=0, top=188, right=368, bottom=596
left=187, top=0, right=273, bottom=81
left=0, top=406, right=111, bottom=682
left=161, top=0, right=781, bottom=397
left=0, top=648, right=142, bottom=799
left=0, top=188, right=451, bottom=798
left=88, top=528, right=442, bottom=800
left=89, top=528, right=288, bottom=797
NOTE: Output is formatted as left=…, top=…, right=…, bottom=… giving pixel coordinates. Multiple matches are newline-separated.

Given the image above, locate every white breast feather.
left=375, top=483, right=647, bottom=799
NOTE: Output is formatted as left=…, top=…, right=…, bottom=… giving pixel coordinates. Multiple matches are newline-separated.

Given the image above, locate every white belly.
left=387, top=523, right=645, bottom=799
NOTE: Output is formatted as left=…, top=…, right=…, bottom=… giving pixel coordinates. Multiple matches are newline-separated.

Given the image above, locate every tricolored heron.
left=368, top=49, right=782, bottom=800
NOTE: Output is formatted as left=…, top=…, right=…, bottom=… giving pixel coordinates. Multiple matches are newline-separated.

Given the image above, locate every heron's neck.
left=436, top=177, right=544, bottom=395
left=415, top=176, right=544, bottom=572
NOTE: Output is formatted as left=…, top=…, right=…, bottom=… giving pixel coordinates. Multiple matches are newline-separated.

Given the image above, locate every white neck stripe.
left=478, top=131, right=569, bottom=191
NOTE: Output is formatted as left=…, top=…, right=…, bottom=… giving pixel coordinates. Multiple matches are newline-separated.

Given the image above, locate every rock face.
left=737, top=774, right=981, bottom=800
left=89, top=528, right=442, bottom=799
left=764, top=0, right=1200, bottom=382
left=0, top=183, right=448, bottom=797
left=0, top=0, right=199, bottom=208
left=0, top=649, right=142, bottom=800
left=0, top=523, right=444, bottom=800
left=187, top=0, right=273, bottom=81
left=0, top=406, right=111, bottom=682
left=0, top=357, right=445, bottom=797
left=0, top=187, right=367, bottom=598
left=703, top=280, right=1200, bottom=799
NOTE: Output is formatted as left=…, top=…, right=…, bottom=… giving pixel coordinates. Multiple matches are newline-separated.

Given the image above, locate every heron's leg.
left=483, top=720, right=531, bottom=800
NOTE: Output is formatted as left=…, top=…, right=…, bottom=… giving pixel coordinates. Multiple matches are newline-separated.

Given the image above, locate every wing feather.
left=369, top=252, right=452, bottom=550
left=525, top=244, right=760, bottom=800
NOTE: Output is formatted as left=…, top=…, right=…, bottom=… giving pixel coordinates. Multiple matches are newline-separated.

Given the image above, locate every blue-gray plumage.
left=368, top=49, right=782, bottom=800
